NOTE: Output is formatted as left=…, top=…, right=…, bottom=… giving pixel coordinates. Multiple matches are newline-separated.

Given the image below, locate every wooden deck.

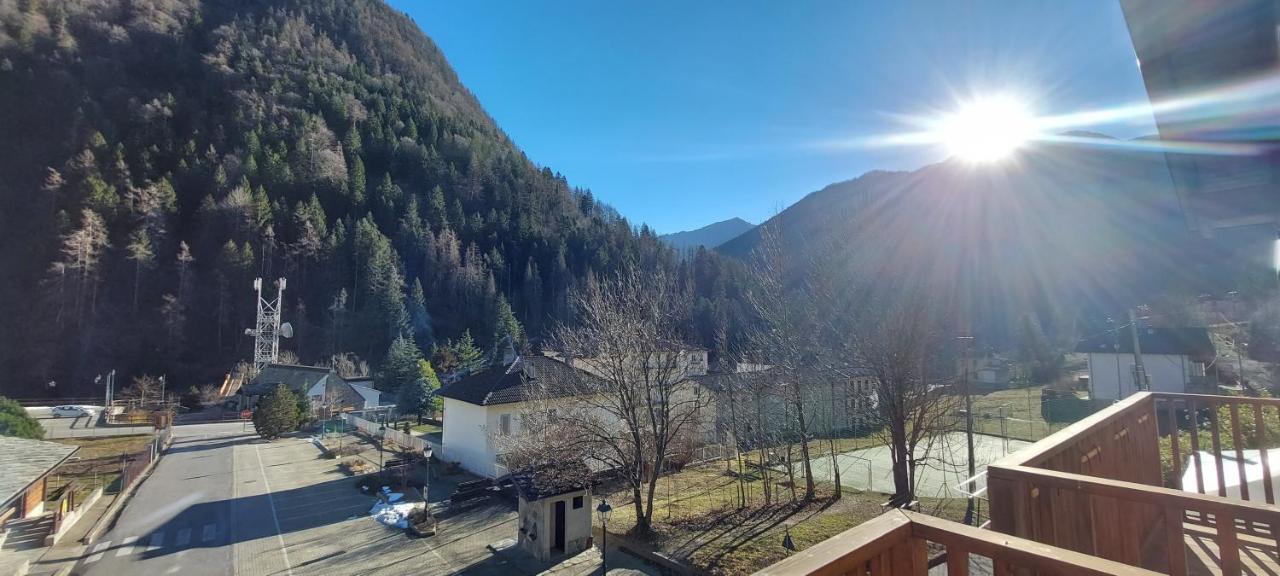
left=987, top=392, right=1280, bottom=575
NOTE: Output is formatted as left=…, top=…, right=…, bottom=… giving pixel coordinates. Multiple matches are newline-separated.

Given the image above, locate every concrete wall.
left=441, top=398, right=495, bottom=477
left=1087, top=352, right=1199, bottom=400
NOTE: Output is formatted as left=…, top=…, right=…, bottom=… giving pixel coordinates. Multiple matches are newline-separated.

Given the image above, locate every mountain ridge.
left=660, top=217, right=755, bottom=251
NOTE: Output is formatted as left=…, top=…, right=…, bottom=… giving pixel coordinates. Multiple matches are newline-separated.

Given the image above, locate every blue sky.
left=394, top=1, right=1156, bottom=234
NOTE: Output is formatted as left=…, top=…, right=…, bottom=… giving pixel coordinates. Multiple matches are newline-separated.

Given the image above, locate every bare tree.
left=745, top=223, right=822, bottom=501
left=522, top=268, right=711, bottom=536
left=125, top=374, right=164, bottom=406
left=837, top=296, right=958, bottom=505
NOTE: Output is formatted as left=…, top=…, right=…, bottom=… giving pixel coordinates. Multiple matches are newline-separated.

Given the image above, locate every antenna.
left=247, top=277, right=287, bottom=370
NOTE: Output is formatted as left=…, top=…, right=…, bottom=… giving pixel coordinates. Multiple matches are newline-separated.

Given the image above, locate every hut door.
left=553, top=500, right=566, bottom=553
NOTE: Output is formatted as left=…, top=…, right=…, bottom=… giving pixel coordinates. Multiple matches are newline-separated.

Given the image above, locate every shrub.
left=0, top=396, right=44, bottom=439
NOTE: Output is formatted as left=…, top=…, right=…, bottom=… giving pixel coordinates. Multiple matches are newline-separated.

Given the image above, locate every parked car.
left=50, top=405, right=91, bottom=418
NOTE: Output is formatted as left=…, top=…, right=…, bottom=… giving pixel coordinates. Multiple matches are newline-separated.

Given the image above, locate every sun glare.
left=940, top=95, right=1037, bottom=162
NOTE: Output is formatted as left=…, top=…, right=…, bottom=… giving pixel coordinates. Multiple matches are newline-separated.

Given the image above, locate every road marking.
left=148, top=532, right=164, bottom=551
left=85, top=541, right=110, bottom=563
left=202, top=523, right=216, bottom=542
left=117, top=536, right=139, bottom=556
left=255, top=442, right=295, bottom=576
left=175, top=527, right=191, bottom=546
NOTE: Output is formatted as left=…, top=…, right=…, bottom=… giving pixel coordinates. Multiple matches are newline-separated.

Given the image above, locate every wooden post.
left=1189, top=400, right=1204, bottom=494
left=1255, top=402, right=1275, bottom=505
left=947, top=544, right=971, bottom=576
left=1164, top=505, right=1188, bottom=576
left=1217, top=512, right=1241, bottom=576
left=1229, top=404, right=1249, bottom=501
left=1209, top=405, right=1227, bottom=497
left=1167, top=399, right=1181, bottom=487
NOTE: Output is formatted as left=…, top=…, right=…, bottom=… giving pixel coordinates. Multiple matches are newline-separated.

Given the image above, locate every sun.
left=939, top=95, right=1037, bottom=162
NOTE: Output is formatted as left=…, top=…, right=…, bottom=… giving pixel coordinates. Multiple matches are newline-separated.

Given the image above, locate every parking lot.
left=233, top=433, right=534, bottom=576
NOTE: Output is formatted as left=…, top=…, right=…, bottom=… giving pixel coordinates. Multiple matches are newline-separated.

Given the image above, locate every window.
left=499, top=413, right=511, bottom=436
left=573, top=495, right=583, bottom=509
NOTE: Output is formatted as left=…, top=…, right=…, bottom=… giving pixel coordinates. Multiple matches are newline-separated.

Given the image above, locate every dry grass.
left=48, top=434, right=155, bottom=500
left=601, top=461, right=967, bottom=575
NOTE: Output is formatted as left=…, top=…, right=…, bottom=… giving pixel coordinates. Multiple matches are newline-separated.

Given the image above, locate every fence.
left=118, top=427, right=172, bottom=493
left=343, top=413, right=430, bottom=454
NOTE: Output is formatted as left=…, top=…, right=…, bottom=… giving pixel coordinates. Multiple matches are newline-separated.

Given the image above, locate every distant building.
left=437, top=350, right=719, bottom=478
left=693, top=366, right=878, bottom=449
left=239, top=363, right=384, bottom=415
left=1076, top=326, right=1216, bottom=400
left=958, top=354, right=1013, bottom=392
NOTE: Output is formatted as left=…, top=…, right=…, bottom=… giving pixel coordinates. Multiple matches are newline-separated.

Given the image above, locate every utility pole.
left=1128, top=308, right=1149, bottom=392
left=957, top=334, right=976, bottom=526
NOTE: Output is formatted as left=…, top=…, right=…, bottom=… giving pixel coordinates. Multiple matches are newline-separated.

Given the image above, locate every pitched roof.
left=1076, top=326, right=1216, bottom=357
left=242, top=363, right=333, bottom=397
left=436, top=355, right=601, bottom=406
left=0, top=436, right=79, bottom=509
left=318, top=378, right=368, bottom=411
left=348, top=383, right=384, bottom=408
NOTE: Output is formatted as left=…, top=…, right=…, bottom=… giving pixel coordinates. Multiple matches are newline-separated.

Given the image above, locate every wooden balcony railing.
left=752, top=509, right=1160, bottom=575
left=988, top=391, right=1280, bottom=575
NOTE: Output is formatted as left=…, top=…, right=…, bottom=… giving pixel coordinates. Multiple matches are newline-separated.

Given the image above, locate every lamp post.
left=422, top=446, right=433, bottom=501
left=378, top=417, right=387, bottom=475
left=596, top=499, right=612, bottom=574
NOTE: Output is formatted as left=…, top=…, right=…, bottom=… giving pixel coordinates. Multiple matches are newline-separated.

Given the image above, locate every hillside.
left=660, top=217, right=755, bottom=252
left=0, top=0, right=744, bottom=396
left=719, top=141, right=1275, bottom=347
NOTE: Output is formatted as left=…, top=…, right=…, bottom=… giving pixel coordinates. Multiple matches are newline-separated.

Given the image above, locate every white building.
left=437, top=351, right=718, bottom=478
left=1076, top=326, right=1215, bottom=401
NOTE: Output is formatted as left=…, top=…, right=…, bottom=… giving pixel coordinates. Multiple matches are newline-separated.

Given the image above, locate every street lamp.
left=378, top=418, right=387, bottom=474
left=596, top=499, right=613, bottom=573
left=422, top=446, right=433, bottom=501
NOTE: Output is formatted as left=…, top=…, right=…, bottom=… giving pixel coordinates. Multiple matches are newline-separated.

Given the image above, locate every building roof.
left=436, top=355, right=602, bottom=406
left=509, top=460, right=592, bottom=501
left=242, top=363, right=333, bottom=397
left=0, top=436, right=79, bottom=509
left=348, top=383, right=384, bottom=408
left=691, top=365, right=875, bottom=393
left=1075, top=326, right=1216, bottom=357
left=316, top=378, right=367, bottom=411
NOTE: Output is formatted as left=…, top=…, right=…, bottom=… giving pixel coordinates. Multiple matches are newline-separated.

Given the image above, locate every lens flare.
left=939, top=95, right=1036, bottom=162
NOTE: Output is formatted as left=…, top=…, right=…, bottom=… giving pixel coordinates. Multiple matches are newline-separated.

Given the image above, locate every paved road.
left=74, top=422, right=252, bottom=576
left=38, top=415, right=156, bottom=439
left=64, top=422, right=540, bottom=576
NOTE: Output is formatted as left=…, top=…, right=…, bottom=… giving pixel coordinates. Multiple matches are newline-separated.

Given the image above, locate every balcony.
left=754, top=392, right=1280, bottom=575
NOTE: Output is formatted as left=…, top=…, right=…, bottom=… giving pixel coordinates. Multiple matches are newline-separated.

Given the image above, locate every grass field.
left=49, top=434, right=154, bottom=501
left=600, top=461, right=966, bottom=575
left=967, top=385, right=1060, bottom=441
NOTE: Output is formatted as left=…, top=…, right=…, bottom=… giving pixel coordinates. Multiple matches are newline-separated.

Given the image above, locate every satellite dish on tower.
left=280, top=322, right=294, bottom=339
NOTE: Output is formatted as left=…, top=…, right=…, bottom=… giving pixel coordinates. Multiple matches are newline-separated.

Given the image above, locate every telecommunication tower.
left=247, top=277, right=288, bottom=371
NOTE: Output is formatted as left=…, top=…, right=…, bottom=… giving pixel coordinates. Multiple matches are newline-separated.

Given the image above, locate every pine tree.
left=377, top=334, right=421, bottom=393
left=348, top=155, right=366, bottom=207
left=126, top=227, right=154, bottom=313
left=491, top=294, right=523, bottom=348
left=453, top=329, right=483, bottom=373
left=253, top=384, right=300, bottom=440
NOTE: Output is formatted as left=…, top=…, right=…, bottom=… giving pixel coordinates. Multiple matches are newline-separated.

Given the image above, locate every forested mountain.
left=719, top=139, right=1276, bottom=349
left=0, top=0, right=747, bottom=397
left=660, top=217, right=755, bottom=254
